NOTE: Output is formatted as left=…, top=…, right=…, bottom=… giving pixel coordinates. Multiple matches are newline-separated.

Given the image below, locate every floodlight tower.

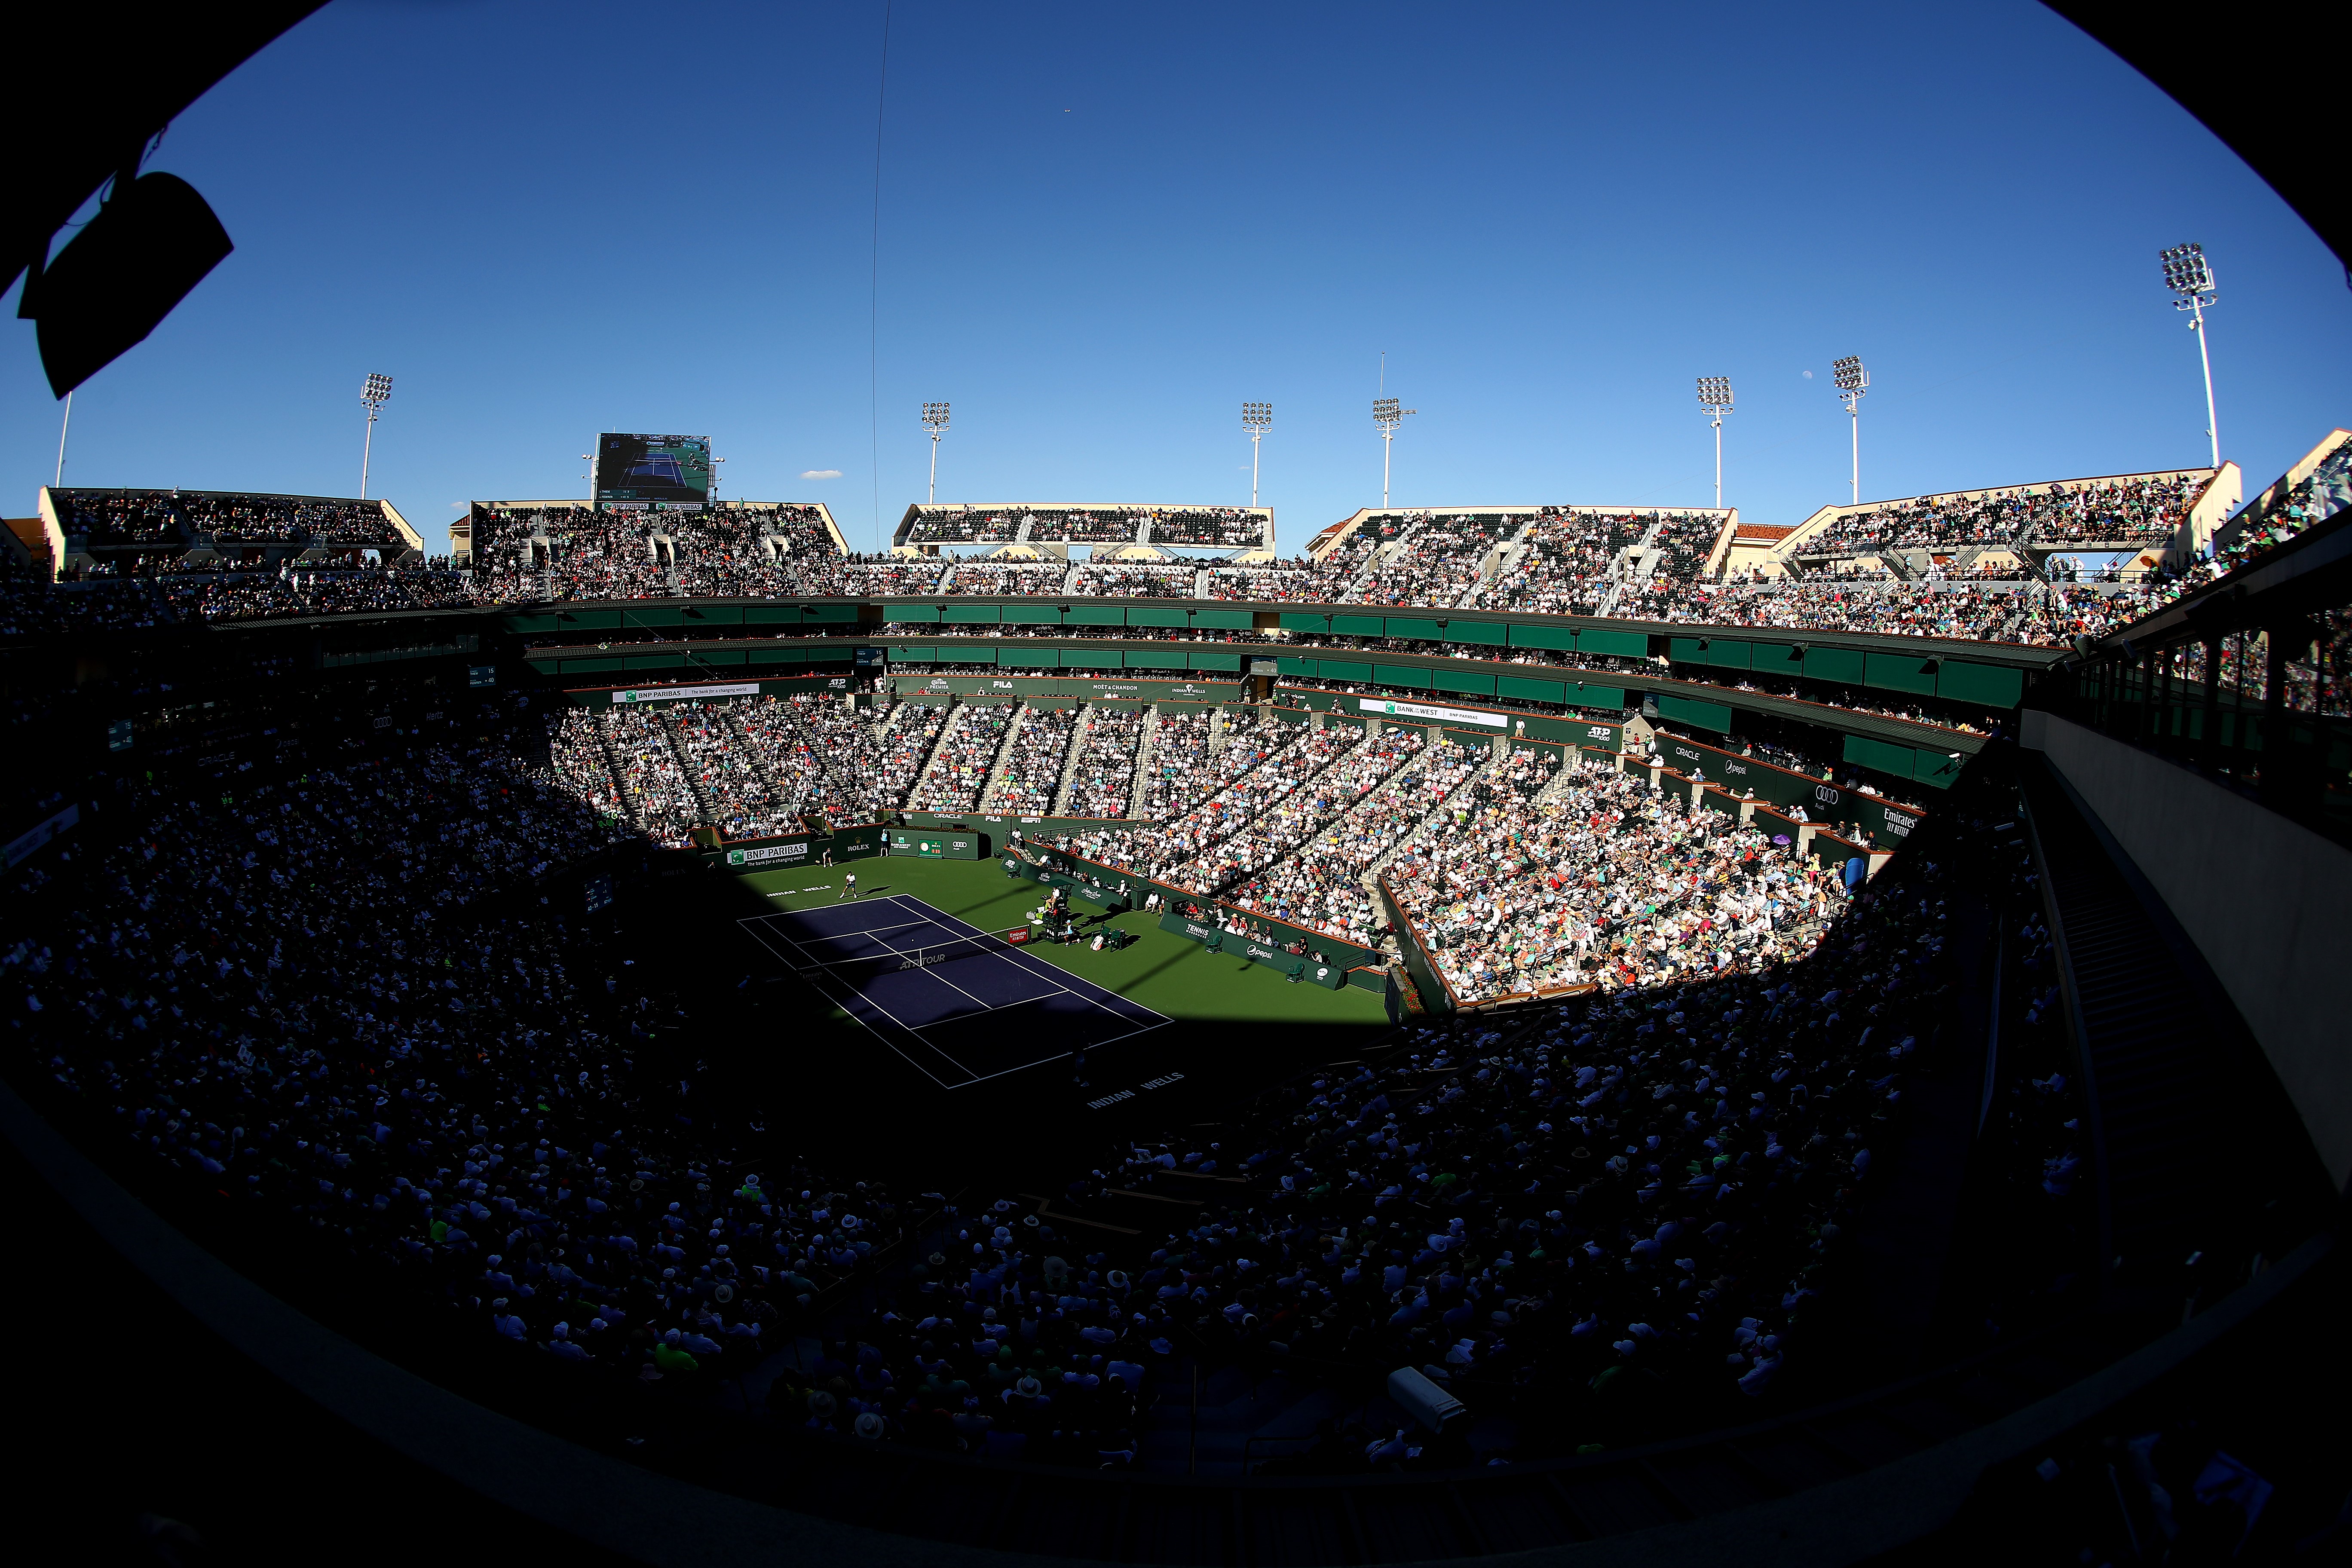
left=922, top=402, right=950, bottom=503
left=1697, top=377, right=1733, bottom=510
left=1832, top=356, right=1867, bottom=505
left=359, top=373, right=393, bottom=499
left=1242, top=402, right=1272, bottom=507
left=1374, top=396, right=1415, bottom=509
left=2160, top=242, right=2221, bottom=469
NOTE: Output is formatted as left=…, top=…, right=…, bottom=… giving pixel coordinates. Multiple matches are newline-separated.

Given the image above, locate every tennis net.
left=786, top=930, right=1013, bottom=981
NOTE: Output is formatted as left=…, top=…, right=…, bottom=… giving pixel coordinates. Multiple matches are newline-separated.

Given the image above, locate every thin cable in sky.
left=869, top=0, right=894, bottom=552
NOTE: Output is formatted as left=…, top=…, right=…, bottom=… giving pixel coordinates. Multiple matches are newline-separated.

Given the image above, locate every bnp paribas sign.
left=724, top=841, right=810, bottom=867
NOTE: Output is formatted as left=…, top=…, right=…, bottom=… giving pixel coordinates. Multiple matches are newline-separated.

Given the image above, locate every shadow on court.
left=615, top=861, right=1396, bottom=1190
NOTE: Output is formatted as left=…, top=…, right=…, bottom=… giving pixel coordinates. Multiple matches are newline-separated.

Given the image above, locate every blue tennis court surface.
left=741, top=894, right=1168, bottom=1089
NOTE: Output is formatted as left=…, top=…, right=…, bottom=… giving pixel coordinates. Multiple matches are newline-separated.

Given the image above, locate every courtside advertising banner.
left=725, top=840, right=811, bottom=867
left=612, top=683, right=761, bottom=705
left=1356, top=697, right=1509, bottom=729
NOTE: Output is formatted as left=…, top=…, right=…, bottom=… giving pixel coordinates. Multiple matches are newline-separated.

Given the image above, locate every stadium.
left=4, top=7, right=2348, bottom=1566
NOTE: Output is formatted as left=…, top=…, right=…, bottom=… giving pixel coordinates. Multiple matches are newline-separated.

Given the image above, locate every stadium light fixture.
left=2159, top=243, right=2221, bottom=469
left=1374, top=396, right=1415, bottom=510
left=54, top=391, right=72, bottom=488
left=922, top=401, right=951, bottom=504
left=1831, top=356, right=1867, bottom=505
left=1697, top=377, right=1733, bottom=511
left=359, top=372, right=392, bottom=500
left=1242, top=401, right=1272, bottom=508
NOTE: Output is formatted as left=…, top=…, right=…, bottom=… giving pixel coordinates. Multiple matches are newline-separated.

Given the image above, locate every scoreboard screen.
left=594, top=433, right=712, bottom=508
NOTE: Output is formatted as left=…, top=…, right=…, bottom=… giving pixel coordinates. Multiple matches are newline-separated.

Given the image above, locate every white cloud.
left=801, top=469, right=842, bottom=480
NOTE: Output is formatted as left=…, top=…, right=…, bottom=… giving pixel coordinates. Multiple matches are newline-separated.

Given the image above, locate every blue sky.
left=6, top=0, right=2347, bottom=555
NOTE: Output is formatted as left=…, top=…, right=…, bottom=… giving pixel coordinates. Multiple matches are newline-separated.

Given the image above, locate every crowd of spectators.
left=1066, top=564, right=1199, bottom=599
left=900, top=508, right=1028, bottom=546
left=1352, top=514, right=1524, bottom=609
left=177, top=567, right=476, bottom=622
left=728, top=694, right=877, bottom=829
left=910, top=704, right=1014, bottom=814
left=844, top=561, right=953, bottom=596
left=2, top=654, right=2075, bottom=1481
left=474, top=508, right=669, bottom=601
left=551, top=709, right=628, bottom=823
left=1202, top=563, right=1314, bottom=601
left=1067, top=719, right=1342, bottom=888
left=1387, top=757, right=1846, bottom=1006
left=1462, top=511, right=1646, bottom=616
left=2169, top=441, right=2352, bottom=594
left=1222, top=734, right=1487, bottom=943
left=1646, top=513, right=1724, bottom=585
left=1127, top=708, right=1288, bottom=837
left=1803, top=472, right=2208, bottom=557
left=1642, top=579, right=2162, bottom=645
left=940, top=562, right=1073, bottom=596
left=665, top=703, right=804, bottom=841
left=1068, top=853, right=1952, bottom=1450
left=50, top=489, right=402, bottom=550
left=981, top=707, right=1081, bottom=815
left=872, top=702, right=954, bottom=811
left=663, top=512, right=773, bottom=598
left=1145, top=508, right=1268, bottom=548
left=1173, top=725, right=1427, bottom=896
left=567, top=708, right=701, bottom=848
left=4, top=706, right=941, bottom=1406
left=1061, top=706, right=1148, bottom=818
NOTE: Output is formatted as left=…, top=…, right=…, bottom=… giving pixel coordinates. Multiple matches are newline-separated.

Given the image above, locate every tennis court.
left=740, top=893, right=1169, bottom=1089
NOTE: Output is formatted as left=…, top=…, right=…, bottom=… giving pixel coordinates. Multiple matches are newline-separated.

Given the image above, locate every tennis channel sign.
left=1357, top=698, right=1509, bottom=729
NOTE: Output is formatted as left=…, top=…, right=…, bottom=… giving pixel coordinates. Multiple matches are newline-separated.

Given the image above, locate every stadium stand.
left=2175, top=429, right=2351, bottom=591
left=467, top=502, right=845, bottom=603
left=939, top=560, right=1072, bottom=596
left=1764, top=468, right=2229, bottom=583
left=894, top=504, right=1272, bottom=555
left=1057, top=705, right=1148, bottom=818
left=7, top=558, right=2340, bottom=1558
left=43, top=486, right=421, bottom=560
left=1066, top=563, right=1197, bottom=598
left=1384, top=754, right=1844, bottom=1005
left=910, top=703, right=1017, bottom=813
left=871, top=699, right=954, bottom=810
left=980, top=706, right=1081, bottom=815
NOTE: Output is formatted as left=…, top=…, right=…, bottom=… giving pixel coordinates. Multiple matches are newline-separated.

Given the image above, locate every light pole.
left=359, top=373, right=392, bottom=499
left=54, top=391, right=72, bottom=488
left=922, top=402, right=950, bottom=503
left=2160, top=242, right=2221, bottom=469
left=1697, top=377, right=1733, bottom=510
left=1832, top=356, right=1867, bottom=505
left=1374, top=396, right=1415, bottom=510
left=1242, top=402, right=1271, bottom=507
left=581, top=454, right=595, bottom=505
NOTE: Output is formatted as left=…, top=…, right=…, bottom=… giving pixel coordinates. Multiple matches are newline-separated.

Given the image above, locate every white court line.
left=784, top=919, right=934, bottom=950
left=737, top=915, right=975, bottom=1084
left=742, top=894, right=1167, bottom=1090
left=926, top=901, right=1173, bottom=1028
left=943, top=1016, right=1174, bottom=1087
left=741, top=920, right=971, bottom=1089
